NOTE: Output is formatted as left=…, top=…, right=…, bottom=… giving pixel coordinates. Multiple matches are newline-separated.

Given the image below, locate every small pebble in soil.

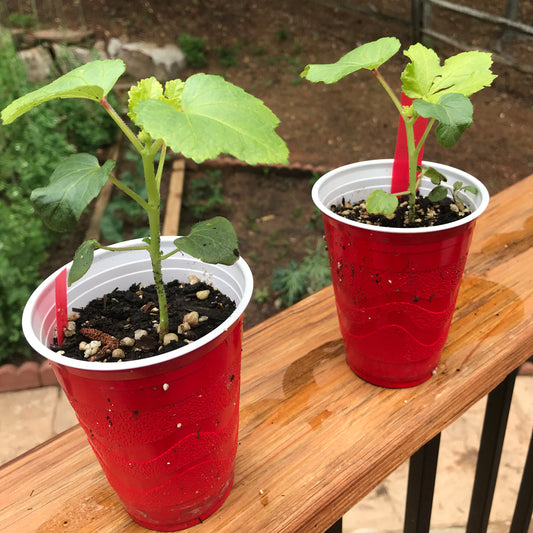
left=134, top=329, right=148, bottom=340
left=120, top=337, right=135, bottom=347
left=163, top=333, right=179, bottom=345
left=196, top=289, right=210, bottom=300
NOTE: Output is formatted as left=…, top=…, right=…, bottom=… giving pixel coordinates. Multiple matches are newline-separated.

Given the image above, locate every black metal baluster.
left=325, top=517, right=342, bottom=533
left=510, top=426, right=533, bottom=533
left=466, top=369, right=518, bottom=533
left=404, top=433, right=441, bottom=533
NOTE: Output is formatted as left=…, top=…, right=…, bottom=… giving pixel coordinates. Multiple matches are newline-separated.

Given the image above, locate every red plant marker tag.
left=391, top=92, right=428, bottom=194
left=55, top=268, right=68, bottom=346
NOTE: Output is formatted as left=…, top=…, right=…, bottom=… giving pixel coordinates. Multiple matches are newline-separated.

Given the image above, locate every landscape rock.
left=17, top=46, right=54, bottom=82
left=51, top=42, right=107, bottom=74
left=32, top=28, right=94, bottom=44
left=108, top=39, right=186, bottom=80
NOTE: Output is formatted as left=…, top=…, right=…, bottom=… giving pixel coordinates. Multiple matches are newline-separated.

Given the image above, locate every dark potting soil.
left=52, top=278, right=236, bottom=363
left=331, top=195, right=472, bottom=229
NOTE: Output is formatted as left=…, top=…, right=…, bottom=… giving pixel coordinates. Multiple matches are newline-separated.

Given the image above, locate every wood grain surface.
left=1, top=174, right=532, bottom=533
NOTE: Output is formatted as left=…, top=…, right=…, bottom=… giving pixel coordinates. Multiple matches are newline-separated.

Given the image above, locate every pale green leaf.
left=401, top=43, right=441, bottom=99
left=164, top=79, right=185, bottom=110
left=1, top=59, right=125, bottom=124
left=127, top=77, right=164, bottom=122
left=68, top=240, right=97, bottom=286
left=366, top=189, right=398, bottom=216
left=427, top=51, right=497, bottom=102
left=414, top=93, right=473, bottom=147
left=301, top=37, right=401, bottom=84
left=133, top=73, right=288, bottom=164
left=30, top=154, right=115, bottom=232
left=174, top=216, right=239, bottom=265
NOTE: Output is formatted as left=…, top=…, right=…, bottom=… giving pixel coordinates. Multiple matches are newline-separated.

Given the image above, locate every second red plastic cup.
left=312, top=160, right=489, bottom=387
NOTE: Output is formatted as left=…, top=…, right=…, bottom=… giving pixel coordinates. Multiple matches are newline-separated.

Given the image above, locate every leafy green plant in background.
left=179, top=33, right=207, bottom=68
left=2, top=59, right=288, bottom=341
left=185, top=169, right=225, bottom=220
left=8, top=12, right=37, bottom=28
left=271, top=240, right=330, bottom=307
left=0, top=32, right=118, bottom=361
left=216, top=42, right=241, bottom=68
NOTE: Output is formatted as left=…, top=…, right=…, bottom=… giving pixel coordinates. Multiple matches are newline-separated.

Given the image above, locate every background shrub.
left=0, top=31, right=117, bottom=362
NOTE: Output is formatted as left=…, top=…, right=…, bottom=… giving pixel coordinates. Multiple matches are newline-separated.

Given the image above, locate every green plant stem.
left=161, top=247, right=182, bottom=261
left=403, top=115, right=418, bottom=220
left=101, top=97, right=169, bottom=337
left=415, top=118, right=435, bottom=158
left=108, top=174, right=150, bottom=210
left=373, top=68, right=422, bottom=221
left=154, top=142, right=167, bottom=191
left=100, top=97, right=144, bottom=153
left=373, top=68, right=403, bottom=113
left=141, top=147, right=169, bottom=338
left=94, top=243, right=149, bottom=253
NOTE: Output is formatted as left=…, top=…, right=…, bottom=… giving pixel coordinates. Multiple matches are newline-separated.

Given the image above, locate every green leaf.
left=428, top=185, right=449, bottom=202
left=1, top=60, right=125, bottom=124
left=133, top=73, right=289, bottom=164
left=413, top=93, right=473, bottom=147
left=164, top=79, right=185, bottom=110
left=30, top=154, right=115, bottom=232
left=419, top=165, right=447, bottom=185
left=429, top=51, right=497, bottom=101
left=68, top=240, right=97, bottom=285
left=401, top=43, right=441, bottom=99
left=366, top=189, right=398, bottom=216
left=463, top=185, right=478, bottom=194
left=174, top=216, right=239, bottom=265
left=127, top=77, right=164, bottom=122
left=301, top=37, right=400, bottom=84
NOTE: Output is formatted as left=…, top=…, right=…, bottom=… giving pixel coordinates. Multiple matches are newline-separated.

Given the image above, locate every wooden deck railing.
left=1, top=174, right=532, bottom=532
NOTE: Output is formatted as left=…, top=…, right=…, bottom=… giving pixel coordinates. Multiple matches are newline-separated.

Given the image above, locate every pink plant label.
left=55, top=268, right=68, bottom=345
left=391, top=92, right=428, bottom=193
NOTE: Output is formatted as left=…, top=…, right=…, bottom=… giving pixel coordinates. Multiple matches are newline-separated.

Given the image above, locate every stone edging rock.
left=0, top=360, right=58, bottom=392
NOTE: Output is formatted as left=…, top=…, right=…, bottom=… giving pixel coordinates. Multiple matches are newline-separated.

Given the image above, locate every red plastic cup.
left=22, top=237, right=253, bottom=530
left=312, top=160, right=489, bottom=388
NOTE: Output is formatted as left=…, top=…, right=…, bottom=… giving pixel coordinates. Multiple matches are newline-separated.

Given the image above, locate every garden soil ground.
left=12, top=0, right=531, bottom=330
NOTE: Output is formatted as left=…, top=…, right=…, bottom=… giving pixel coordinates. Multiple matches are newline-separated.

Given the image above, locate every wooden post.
left=162, top=158, right=185, bottom=236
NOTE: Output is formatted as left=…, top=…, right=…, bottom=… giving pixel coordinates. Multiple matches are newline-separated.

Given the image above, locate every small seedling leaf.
left=463, top=185, right=478, bottom=194
left=428, top=185, right=448, bottom=202
left=366, top=189, right=398, bottom=216
left=174, top=216, right=239, bottom=265
left=133, top=73, right=288, bottom=164
left=413, top=93, right=473, bottom=147
left=301, top=37, right=400, bottom=84
left=68, top=240, right=97, bottom=286
left=420, top=165, right=447, bottom=185
left=1, top=60, right=125, bottom=124
left=30, top=153, right=115, bottom=232
left=453, top=181, right=464, bottom=190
